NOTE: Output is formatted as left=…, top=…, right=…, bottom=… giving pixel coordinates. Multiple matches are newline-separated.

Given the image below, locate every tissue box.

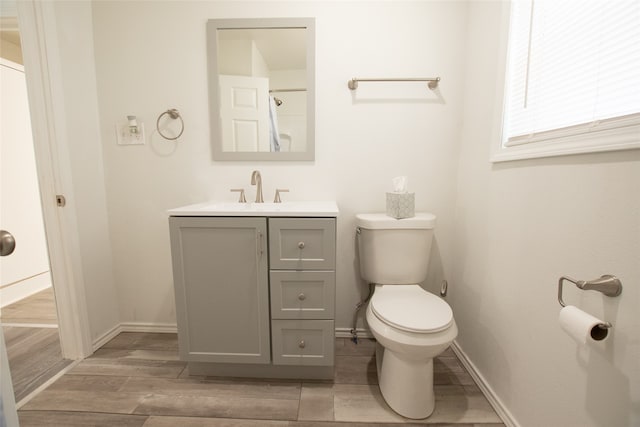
left=386, top=192, right=415, bottom=219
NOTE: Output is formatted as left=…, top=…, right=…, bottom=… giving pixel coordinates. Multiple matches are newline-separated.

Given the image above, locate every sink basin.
left=168, top=200, right=339, bottom=217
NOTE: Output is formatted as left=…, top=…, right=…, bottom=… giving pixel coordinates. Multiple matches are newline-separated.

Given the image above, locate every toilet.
left=356, top=213, right=458, bottom=419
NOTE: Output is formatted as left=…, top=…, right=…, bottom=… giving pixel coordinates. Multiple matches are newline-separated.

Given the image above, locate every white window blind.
left=501, top=0, right=640, bottom=154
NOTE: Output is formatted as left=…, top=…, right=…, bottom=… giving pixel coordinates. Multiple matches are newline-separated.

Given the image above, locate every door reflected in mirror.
left=208, top=19, right=315, bottom=161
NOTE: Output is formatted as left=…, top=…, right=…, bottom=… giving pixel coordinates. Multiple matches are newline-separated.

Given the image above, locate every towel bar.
left=348, top=77, right=440, bottom=90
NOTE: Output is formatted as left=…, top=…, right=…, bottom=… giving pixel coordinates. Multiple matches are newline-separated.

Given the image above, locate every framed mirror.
left=207, top=18, right=315, bottom=161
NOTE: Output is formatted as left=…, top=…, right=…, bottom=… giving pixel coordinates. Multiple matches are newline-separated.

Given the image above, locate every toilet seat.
left=370, top=285, right=453, bottom=333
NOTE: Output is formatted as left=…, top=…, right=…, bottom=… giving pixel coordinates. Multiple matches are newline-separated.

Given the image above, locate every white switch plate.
left=116, top=122, right=145, bottom=145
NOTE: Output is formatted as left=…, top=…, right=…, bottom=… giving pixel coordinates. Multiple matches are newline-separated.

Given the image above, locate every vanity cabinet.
left=169, top=212, right=336, bottom=379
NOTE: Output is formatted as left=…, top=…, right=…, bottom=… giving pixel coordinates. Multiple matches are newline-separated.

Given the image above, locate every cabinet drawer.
left=271, top=320, right=334, bottom=366
left=269, top=218, right=336, bottom=270
left=270, top=271, right=335, bottom=319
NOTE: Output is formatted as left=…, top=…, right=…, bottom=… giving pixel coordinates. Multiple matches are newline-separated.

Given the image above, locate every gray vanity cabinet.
left=169, top=214, right=336, bottom=378
left=169, top=217, right=270, bottom=364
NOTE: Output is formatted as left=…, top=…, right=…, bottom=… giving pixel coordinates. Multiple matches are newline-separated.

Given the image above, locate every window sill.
left=491, top=121, right=640, bottom=163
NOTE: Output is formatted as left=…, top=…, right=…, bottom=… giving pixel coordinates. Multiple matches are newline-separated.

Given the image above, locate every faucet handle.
left=274, top=189, right=289, bottom=203
left=230, top=188, right=247, bottom=203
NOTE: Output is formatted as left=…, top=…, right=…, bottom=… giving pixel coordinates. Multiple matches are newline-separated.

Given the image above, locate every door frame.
left=15, top=0, right=92, bottom=359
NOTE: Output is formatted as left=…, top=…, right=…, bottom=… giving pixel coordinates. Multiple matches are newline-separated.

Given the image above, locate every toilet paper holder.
left=557, top=275, right=623, bottom=329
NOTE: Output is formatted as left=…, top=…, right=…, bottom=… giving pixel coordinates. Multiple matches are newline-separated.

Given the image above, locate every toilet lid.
left=370, top=285, right=453, bottom=333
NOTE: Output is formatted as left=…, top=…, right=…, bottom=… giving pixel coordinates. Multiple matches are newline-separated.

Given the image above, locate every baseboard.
left=0, top=273, right=51, bottom=308
left=451, top=340, right=519, bottom=427
left=92, top=323, right=123, bottom=352
left=120, top=322, right=178, bottom=334
left=0, top=323, right=57, bottom=329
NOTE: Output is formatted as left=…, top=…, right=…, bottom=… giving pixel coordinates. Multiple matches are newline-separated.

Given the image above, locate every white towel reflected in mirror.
left=268, top=96, right=281, bottom=152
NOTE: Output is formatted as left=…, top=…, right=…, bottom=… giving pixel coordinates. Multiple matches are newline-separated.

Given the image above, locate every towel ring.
left=156, top=109, right=184, bottom=140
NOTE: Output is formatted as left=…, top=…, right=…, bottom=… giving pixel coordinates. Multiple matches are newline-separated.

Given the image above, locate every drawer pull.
left=298, top=241, right=305, bottom=249
left=298, top=293, right=306, bottom=301
left=298, top=340, right=306, bottom=349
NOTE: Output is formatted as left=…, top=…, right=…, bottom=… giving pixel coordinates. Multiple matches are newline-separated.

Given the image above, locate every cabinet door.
left=269, top=218, right=336, bottom=270
left=170, top=217, right=269, bottom=364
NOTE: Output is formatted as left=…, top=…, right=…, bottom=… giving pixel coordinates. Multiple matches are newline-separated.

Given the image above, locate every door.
left=219, top=75, right=270, bottom=152
left=1, top=57, right=71, bottom=405
left=0, top=59, right=52, bottom=307
left=169, top=217, right=270, bottom=364
left=12, top=0, right=93, bottom=362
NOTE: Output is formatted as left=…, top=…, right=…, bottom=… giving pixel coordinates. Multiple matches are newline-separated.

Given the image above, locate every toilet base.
left=376, top=343, right=435, bottom=419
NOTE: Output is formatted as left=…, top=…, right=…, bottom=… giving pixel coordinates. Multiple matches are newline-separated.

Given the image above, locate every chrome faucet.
left=251, top=170, right=264, bottom=203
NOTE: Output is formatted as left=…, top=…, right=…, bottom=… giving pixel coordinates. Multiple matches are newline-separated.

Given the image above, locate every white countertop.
left=168, top=200, right=339, bottom=217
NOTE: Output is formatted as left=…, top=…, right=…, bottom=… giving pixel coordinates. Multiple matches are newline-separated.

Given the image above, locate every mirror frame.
left=207, top=18, right=316, bottom=161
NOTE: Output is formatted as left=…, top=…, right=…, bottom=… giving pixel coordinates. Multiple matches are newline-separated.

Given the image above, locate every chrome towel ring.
left=156, top=109, right=184, bottom=140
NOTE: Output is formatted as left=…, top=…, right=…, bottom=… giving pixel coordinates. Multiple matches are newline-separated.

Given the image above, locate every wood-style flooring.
left=1, top=287, right=72, bottom=402
left=18, top=332, right=505, bottom=426
left=0, top=286, right=58, bottom=325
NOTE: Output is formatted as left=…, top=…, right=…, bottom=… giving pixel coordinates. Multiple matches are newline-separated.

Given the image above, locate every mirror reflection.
left=208, top=19, right=315, bottom=161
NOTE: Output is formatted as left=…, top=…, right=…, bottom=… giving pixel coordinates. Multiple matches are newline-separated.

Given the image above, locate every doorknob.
left=0, top=230, right=16, bottom=256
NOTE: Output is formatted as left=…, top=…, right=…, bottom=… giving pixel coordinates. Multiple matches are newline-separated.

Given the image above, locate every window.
left=493, top=1, right=640, bottom=162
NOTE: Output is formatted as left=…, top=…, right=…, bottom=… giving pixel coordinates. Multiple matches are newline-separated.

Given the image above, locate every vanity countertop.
left=168, top=201, right=339, bottom=217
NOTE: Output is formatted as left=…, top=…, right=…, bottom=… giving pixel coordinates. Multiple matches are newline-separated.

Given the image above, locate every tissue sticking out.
left=392, top=176, right=408, bottom=193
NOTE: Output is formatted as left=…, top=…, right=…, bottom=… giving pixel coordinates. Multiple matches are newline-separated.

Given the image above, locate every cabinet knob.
left=298, top=241, right=305, bottom=249
left=298, top=293, right=306, bottom=301
left=298, top=340, right=306, bottom=349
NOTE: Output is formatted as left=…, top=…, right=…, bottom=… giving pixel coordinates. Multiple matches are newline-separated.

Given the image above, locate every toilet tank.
left=355, top=213, right=436, bottom=285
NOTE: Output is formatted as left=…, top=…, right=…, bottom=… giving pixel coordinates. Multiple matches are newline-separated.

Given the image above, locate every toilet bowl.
left=355, top=213, right=458, bottom=419
left=366, top=284, right=457, bottom=419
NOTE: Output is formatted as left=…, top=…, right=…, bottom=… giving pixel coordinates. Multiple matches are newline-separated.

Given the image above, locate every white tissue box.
left=386, top=192, right=415, bottom=219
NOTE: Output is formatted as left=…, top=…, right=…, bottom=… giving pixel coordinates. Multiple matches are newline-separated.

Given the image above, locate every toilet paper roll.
left=558, top=305, right=608, bottom=344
